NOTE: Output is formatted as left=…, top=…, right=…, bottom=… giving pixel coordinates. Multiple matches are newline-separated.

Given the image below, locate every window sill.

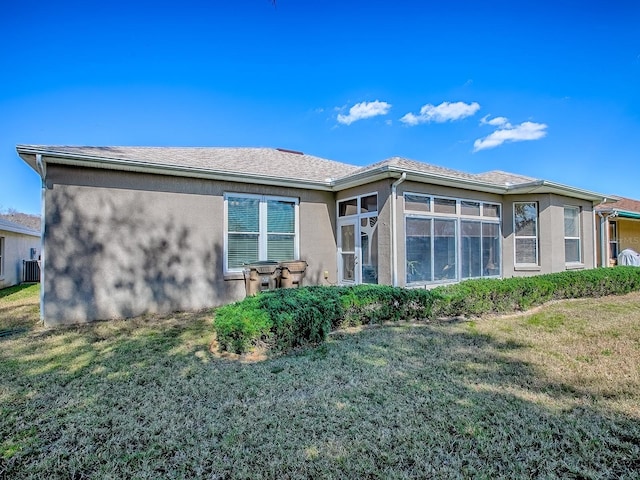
left=514, top=265, right=541, bottom=272
left=565, top=263, right=585, bottom=270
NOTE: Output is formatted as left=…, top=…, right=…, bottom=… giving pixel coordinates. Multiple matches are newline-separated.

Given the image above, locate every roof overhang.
left=598, top=209, right=640, bottom=220
left=17, top=145, right=334, bottom=192
left=16, top=145, right=608, bottom=204
left=332, top=164, right=607, bottom=203
left=332, top=164, right=508, bottom=194
left=0, top=219, right=40, bottom=237
left=504, top=180, right=607, bottom=203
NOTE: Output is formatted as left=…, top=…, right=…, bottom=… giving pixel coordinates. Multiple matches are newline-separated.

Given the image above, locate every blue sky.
left=2, top=0, right=639, bottom=214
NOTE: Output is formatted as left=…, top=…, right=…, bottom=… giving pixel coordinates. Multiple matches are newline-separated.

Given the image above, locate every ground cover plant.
left=1, top=284, right=640, bottom=478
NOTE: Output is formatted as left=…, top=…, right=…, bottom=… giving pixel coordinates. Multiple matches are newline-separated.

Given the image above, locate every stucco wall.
left=504, top=194, right=596, bottom=278
left=0, top=230, right=40, bottom=289
left=43, top=165, right=336, bottom=325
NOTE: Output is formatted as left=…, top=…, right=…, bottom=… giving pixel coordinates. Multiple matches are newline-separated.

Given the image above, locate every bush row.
left=213, top=267, right=640, bottom=354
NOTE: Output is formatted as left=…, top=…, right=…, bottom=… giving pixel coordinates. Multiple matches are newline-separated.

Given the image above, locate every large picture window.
left=405, top=194, right=501, bottom=284
left=564, top=206, right=581, bottom=264
left=225, top=194, right=298, bottom=272
left=514, top=202, right=538, bottom=265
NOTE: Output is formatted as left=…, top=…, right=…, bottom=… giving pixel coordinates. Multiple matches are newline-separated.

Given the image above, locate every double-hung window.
left=513, top=202, right=538, bottom=266
left=564, top=206, right=581, bottom=264
left=224, top=194, right=298, bottom=273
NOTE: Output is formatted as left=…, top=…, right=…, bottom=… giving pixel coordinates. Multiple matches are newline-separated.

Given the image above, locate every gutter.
left=35, top=154, right=46, bottom=323
left=390, top=172, right=406, bottom=287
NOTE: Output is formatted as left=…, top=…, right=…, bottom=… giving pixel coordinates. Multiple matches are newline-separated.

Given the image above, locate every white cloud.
left=480, top=115, right=510, bottom=127
left=400, top=101, right=480, bottom=126
left=337, top=100, right=392, bottom=125
left=473, top=120, right=548, bottom=152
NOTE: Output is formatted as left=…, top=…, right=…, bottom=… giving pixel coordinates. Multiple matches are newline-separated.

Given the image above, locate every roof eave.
left=505, top=180, right=606, bottom=203
left=332, top=165, right=507, bottom=194
left=17, top=146, right=334, bottom=192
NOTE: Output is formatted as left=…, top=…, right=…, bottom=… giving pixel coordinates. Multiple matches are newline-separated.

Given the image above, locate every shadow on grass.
left=1, top=314, right=639, bottom=478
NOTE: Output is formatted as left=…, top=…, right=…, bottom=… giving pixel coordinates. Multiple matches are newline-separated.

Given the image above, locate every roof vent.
left=276, top=148, right=304, bottom=155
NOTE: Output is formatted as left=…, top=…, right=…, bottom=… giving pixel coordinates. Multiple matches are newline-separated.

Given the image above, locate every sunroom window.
left=405, top=194, right=501, bottom=284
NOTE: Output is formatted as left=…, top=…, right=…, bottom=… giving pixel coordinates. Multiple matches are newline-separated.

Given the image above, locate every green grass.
left=1, top=285, right=639, bottom=478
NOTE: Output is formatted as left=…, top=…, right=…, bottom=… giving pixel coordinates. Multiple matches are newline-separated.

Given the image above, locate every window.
left=514, top=202, right=538, bottom=265
left=405, top=194, right=501, bottom=284
left=0, top=236, right=4, bottom=277
left=564, top=206, right=581, bottom=264
left=609, top=221, right=619, bottom=260
left=225, top=194, right=298, bottom=272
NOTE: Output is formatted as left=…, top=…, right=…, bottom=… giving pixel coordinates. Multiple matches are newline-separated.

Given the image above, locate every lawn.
left=1, top=284, right=639, bottom=478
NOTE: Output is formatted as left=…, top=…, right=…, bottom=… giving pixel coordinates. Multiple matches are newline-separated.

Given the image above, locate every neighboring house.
left=595, top=197, right=640, bottom=266
left=0, top=218, right=40, bottom=289
left=17, top=145, right=605, bottom=326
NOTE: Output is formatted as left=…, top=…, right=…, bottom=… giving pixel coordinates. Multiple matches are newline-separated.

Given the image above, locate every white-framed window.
left=0, top=236, right=4, bottom=277
left=338, top=193, right=378, bottom=217
left=404, top=193, right=501, bottom=284
left=513, top=202, right=538, bottom=266
left=609, top=221, right=619, bottom=260
left=224, top=193, right=299, bottom=273
left=564, top=206, right=582, bottom=264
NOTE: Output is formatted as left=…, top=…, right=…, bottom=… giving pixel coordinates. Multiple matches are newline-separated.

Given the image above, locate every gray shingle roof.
left=346, top=157, right=537, bottom=186
left=16, top=145, right=605, bottom=201
left=19, top=146, right=359, bottom=184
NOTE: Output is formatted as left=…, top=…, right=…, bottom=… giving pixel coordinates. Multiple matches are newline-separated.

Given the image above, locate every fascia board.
left=505, top=180, right=606, bottom=203
left=17, top=146, right=333, bottom=192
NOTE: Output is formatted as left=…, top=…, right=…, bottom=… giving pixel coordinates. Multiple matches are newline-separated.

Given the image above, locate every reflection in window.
left=514, top=202, right=538, bottom=265
left=564, top=206, right=581, bottom=263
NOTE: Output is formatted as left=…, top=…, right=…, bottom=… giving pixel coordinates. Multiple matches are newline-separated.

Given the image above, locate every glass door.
left=338, top=219, right=359, bottom=284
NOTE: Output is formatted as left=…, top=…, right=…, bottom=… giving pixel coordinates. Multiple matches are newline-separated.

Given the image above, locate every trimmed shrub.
left=212, top=267, right=640, bottom=354
left=213, top=296, right=272, bottom=354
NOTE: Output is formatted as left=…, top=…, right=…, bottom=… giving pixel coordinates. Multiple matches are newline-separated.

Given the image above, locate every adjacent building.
left=0, top=218, right=40, bottom=289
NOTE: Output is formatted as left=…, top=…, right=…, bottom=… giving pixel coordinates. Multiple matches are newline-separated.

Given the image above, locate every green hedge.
left=213, top=267, right=640, bottom=354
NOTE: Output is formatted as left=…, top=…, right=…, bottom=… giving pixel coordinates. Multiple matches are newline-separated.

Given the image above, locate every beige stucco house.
left=0, top=218, right=40, bottom=289
left=595, top=197, right=640, bottom=266
left=17, top=145, right=605, bottom=326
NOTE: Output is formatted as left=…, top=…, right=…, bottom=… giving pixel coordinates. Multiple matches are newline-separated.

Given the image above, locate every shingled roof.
left=596, top=197, right=640, bottom=215
left=16, top=145, right=606, bottom=201
left=17, top=146, right=359, bottom=186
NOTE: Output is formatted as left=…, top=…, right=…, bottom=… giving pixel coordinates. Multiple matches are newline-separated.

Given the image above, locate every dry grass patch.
left=1, top=285, right=639, bottom=478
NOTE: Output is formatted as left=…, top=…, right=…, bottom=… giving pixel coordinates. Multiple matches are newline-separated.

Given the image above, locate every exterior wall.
left=0, top=230, right=40, bottom=289
left=43, top=165, right=336, bottom=325
left=504, top=194, right=596, bottom=278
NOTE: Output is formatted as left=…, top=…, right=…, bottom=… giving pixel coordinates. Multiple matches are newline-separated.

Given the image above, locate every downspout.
left=35, top=154, right=46, bottom=323
left=391, top=172, right=407, bottom=287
